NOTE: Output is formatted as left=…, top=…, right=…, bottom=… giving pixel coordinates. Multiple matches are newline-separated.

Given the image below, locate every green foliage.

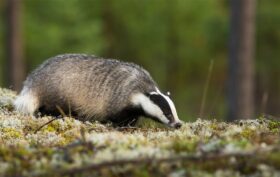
left=24, top=0, right=105, bottom=70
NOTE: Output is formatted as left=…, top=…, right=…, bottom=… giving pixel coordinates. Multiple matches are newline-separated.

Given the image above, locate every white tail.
left=14, top=87, right=39, bottom=115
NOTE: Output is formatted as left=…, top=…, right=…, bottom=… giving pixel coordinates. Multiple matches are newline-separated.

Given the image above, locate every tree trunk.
left=228, top=0, right=256, bottom=120
left=6, top=0, right=25, bottom=92
left=101, top=0, right=116, bottom=58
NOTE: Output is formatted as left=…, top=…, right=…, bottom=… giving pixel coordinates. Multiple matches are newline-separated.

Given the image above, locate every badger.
left=14, top=54, right=182, bottom=129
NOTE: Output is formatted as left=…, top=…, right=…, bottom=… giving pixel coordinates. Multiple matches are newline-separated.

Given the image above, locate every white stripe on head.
left=131, top=93, right=169, bottom=124
left=155, top=88, right=180, bottom=123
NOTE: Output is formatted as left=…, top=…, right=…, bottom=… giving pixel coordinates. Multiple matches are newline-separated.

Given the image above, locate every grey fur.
left=17, top=54, right=163, bottom=124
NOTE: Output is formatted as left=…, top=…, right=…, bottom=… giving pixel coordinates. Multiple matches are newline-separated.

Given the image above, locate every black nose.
left=174, top=122, right=182, bottom=129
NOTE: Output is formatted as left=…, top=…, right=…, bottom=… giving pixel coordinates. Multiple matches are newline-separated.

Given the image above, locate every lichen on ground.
left=0, top=88, right=279, bottom=177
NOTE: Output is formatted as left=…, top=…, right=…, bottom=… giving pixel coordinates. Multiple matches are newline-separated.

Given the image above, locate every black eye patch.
left=148, top=94, right=174, bottom=121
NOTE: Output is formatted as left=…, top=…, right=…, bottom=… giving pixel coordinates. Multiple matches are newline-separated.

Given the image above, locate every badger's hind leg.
left=14, top=87, right=40, bottom=115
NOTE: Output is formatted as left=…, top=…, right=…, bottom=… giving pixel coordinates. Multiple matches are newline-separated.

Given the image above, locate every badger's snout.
left=169, top=121, right=182, bottom=129
left=174, top=122, right=182, bottom=129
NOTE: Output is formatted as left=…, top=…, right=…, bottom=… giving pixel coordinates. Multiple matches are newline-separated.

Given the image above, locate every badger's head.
left=131, top=88, right=182, bottom=129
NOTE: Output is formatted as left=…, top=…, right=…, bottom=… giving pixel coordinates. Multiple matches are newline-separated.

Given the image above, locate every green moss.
left=268, top=120, right=280, bottom=133
left=43, top=125, right=56, bottom=132
left=57, top=136, right=76, bottom=146
left=1, top=88, right=280, bottom=176
left=233, top=139, right=250, bottom=149
left=263, top=151, right=280, bottom=168
left=0, top=146, right=11, bottom=160
left=171, top=138, right=198, bottom=153
left=240, top=128, right=255, bottom=139
left=209, top=123, right=219, bottom=130
left=137, top=118, right=167, bottom=129
left=15, top=147, right=30, bottom=157
left=132, top=167, right=151, bottom=177
left=1, top=127, right=23, bottom=139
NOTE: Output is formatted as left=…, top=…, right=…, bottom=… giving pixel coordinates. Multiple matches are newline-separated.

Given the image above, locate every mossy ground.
left=0, top=88, right=279, bottom=177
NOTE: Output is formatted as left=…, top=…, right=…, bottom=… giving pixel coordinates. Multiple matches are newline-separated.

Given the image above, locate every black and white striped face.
left=131, top=88, right=182, bottom=129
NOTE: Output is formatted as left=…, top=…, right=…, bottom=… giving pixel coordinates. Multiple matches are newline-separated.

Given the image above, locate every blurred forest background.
left=0, top=0, right=279, bottom=121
